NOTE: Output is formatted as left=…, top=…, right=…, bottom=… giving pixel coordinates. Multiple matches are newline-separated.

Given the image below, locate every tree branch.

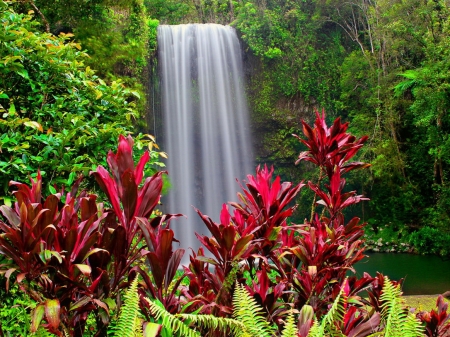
left=24, top=0, right=50, bottom=33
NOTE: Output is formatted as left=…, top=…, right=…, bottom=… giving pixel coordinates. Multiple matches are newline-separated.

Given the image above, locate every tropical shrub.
left=2, top=111, right=443, bottom=337
left=0, top=135, right=177, bottom=336
left=417, top=295, right=450, bottom=337
left=178, top=110, right=377, bottom=336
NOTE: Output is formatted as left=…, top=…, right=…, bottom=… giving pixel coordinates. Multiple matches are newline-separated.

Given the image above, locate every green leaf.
left=23, top=121, right=43, bottom=132
left=48, top=185, right=57, bottom=194
left=143, top=322, right=162, bottom=337
left=30, top=304, right=45, bottom=332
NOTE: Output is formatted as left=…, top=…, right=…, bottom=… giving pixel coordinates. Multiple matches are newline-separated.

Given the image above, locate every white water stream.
left=158, top=24, right=254, bottom=255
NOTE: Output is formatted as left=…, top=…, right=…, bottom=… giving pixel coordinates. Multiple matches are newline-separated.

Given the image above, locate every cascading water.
left=158, top=24, right=253, bottom=255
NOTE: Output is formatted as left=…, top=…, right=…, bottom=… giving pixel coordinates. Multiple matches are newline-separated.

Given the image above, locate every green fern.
left=145, top=298, right=201, bottom=337
left=281, top=311, right=299, bottom=337
left=114, top=277, right=143, bottom=337
left=178, top=313, right=246, bottom=336
left=379, top=276, right=424, bottom=337
left=306, top=319, right=321, bottom=337
left=233, top=283, right=277, bottom=337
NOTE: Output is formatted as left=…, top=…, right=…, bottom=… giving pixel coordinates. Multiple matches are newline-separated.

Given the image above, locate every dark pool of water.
left=353, top=253, right=450, bottom=295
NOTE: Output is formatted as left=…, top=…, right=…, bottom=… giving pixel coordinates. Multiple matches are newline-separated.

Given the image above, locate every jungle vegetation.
left=1, top=0, right=450, bottom=254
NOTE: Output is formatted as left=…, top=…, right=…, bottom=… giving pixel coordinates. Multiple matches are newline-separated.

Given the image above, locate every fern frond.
left=317, top=281, right=347, bottom=337
left=380, top=276, right=407, bottom=337
left=306, top=318, right=320, bottom=337
left=379, top=276, right=425, bottom=337
left=145, top=298, right=201, bottom=337
left=403, top=311, right=425, bottom=337
left=178, top=313, right=246, bottom=336
left=233, top=283, right=276, bottom=337
left=281, top=311, right=298, bottom=337
left=114, top=277, right=142, bottom=337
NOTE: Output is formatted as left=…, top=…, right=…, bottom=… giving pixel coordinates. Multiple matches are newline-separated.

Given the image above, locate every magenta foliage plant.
left=181, top=109, right=376, bottom=336
left=0, top=135, right=181, bottom=337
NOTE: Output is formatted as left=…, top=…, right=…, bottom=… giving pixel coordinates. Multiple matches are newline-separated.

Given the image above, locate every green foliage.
left=145, top=298, right=201, bottom=337
left=379, top=277, right=424, bottom=337
left=114, top=278, right=142, bottom=337
left=409, top=227, right=450, bottom=256
left=0, top=2, right=161, bottom=197
left=336, top=0, right=450, bottom=247
left=0, top=276, right=56, bottom=337
left=232, top=283, right=276, bottom=337
left=145, top=283, right=301, bottom=337
left=145, top=0, right=193, bottom=24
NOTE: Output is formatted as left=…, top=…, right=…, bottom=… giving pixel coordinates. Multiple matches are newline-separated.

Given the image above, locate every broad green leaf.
left=143, top=322, right=162, bottom=337
left=31, top=304, right=45, bottom=332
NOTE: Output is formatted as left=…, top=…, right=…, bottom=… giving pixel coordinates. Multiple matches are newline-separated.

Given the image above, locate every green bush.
left=409, top=226, right=450, bottom=256
left=0, top=1, right=161, bottom=199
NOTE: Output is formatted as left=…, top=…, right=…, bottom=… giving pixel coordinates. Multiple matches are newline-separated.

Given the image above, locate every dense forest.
left=1, top=0, right=450, bottom=256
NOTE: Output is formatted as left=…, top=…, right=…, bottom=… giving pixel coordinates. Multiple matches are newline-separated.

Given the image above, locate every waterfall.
left=158, top=24, right=253, bottom=255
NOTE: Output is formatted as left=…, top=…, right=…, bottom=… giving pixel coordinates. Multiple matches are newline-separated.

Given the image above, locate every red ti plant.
left=284, top=109, right=372, bottom=318
left=0, top=135, right=179, bottom=336
left=90, top=135, right=182, bottom=294
left=0, top=172, right=108, bottom=336
left=182, top=165, right=303, bottom=325
left=182, top=110, right=373, bottom=334
left=417, top=295, right=450, bottom=337
left=293, top=109, right=370, bottom=179
left=286, top=215, right=372, bottom=316
left=182, top=204, right=256, bottom=316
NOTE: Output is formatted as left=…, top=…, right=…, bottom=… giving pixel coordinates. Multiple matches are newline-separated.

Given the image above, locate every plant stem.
left=310, top=168, right=324, bottom=223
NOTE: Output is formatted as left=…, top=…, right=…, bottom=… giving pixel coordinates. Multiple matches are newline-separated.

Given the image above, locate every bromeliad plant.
left=0, top=135, right=181, bottom=337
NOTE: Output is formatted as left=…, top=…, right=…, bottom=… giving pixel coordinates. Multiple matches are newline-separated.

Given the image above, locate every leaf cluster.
left=0, top=3, right=161, bottom=200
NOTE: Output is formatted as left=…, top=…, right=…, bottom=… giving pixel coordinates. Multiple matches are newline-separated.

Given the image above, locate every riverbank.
left=404, top=295, right=450, bottom=311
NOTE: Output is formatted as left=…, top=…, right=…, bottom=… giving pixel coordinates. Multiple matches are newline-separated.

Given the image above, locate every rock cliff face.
left=241, top=41, right=315, bottom=165
left=240, top=45, right=318, bottom=221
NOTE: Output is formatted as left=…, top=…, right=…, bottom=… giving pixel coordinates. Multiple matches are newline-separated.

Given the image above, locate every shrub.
left=0, top=135, right=176, bottom=336
left=0, top=1, right=161, bottom=201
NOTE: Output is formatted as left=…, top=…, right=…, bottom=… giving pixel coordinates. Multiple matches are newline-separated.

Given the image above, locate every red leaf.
left=157, top=229, right=175, bottom=272
left=0, top=205, right=20, bottom=229
left=134, top=151, right=150, bottom=185
left=147, top=252, right=163, bottom=288
left=121, top=169, right=137, bottom=224
left=164, top=248, right=185, bottom=290
left=222, top=226, right=235, bottom=252
left=90, top=166, right=124, bottom=225
left=232, top=234, right=253, bottom=259
left=219, top=204, right=230, bottom=225
left=136, top=172, right=165, bottom=218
